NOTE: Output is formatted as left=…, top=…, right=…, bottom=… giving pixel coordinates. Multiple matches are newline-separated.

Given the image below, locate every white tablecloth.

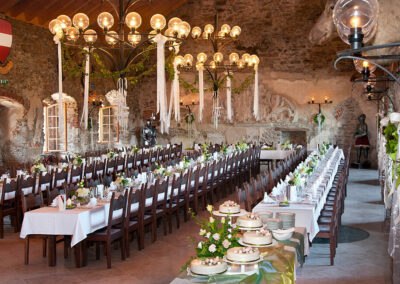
left=260, top=150, right=295, bottom=160
left=20, top=203, right=110, bottom=247
left=253, top=148, right=344, bottom=241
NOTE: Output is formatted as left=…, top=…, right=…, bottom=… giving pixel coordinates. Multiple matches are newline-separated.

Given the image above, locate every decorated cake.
left=237, top=213, right=263, bottom=228
left=243, top=229, right=272, bottom=245
left=190, top=257, right=227, bottom=275
left=219, top=200, right=241, bottom=214
left=226, top=247, right=260, bottom=262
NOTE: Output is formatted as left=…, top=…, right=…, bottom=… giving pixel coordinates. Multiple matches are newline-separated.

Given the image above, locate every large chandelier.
left=171, top=14, right=260, bottom=128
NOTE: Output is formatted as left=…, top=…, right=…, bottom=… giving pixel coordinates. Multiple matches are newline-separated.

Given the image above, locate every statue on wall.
left=141, top=113, right=156, bottom=147
left=352, top=114, right=370, bottom=168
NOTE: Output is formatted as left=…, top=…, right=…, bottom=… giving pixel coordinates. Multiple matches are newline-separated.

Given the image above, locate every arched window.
left=44, top=103, right=67, bottom=152
left=98, top=105, right=119, bottom=143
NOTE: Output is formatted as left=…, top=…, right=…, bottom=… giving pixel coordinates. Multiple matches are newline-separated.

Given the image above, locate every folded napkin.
left=109, top=182, right=117, bottom=191
left=271, top=186, right=280, bottom=197
left=51, top=196, right=59, bottom=207
left=264, top=193, right=276, bottom=203
left=88, top=197, right=97, bottom=208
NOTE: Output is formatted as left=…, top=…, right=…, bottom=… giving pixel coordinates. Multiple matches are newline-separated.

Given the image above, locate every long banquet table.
left=253, top=147, right=344, bottom=241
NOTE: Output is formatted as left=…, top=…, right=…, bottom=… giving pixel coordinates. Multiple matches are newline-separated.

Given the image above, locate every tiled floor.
left=0, top=169, right=392, bottom=283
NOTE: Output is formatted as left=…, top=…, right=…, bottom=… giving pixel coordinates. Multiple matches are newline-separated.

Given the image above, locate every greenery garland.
left=313, top=113, right=325, bottom=125
left=185, top=112, right=195, bottom=124
left=383, top=121, right=400, bottom=188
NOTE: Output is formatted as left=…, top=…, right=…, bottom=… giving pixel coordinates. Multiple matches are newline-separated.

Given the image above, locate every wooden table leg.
left=74, top=242, right=82, bottom=268
left=48, top=235, right=56, bottom=266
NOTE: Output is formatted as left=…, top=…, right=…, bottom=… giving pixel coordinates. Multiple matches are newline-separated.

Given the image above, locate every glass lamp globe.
left=49, top=19, right=63, bottom=34
left=97, top=12, right=114, bottom=30
left=250, top=55, right=260, bottom=67
left=204, top=24, right=214, bottom=35
left=125, top=12, right=142, bottom=29
left=73, top=13, right=89, bottom=30
left=168, top=17, right=182, bottom=32
left=333, top=0, right=379, bottom=45
left=128, top=31, right=141, bottom=45
left=209, top=60, right=216, bottom=69
left=150, top=14, right=166, bottom=31
left=217, top=31, right=225, bottom=38
left=174, top=55, right=184, bottom=67
left=178, top=21, right=191, bottom=38
left=191, top=26, right=202, bottom=38
left=66, top=27, right=79, bottom=41
left=213, top=52, right=223, bottom=63
left=242, top=53, right=251, bottom=64
left=196, top=61, right=204, bottom=70
left=83, top=29, right=97, bottom=43
left=237, top=59, right=245, bottom=69
left=220, top=24, right=231, bottom=35
left=56, top=15, right=71, bottom=31
left=229, top=52, right=239, bottom=64
left=104, top=31, right=118, bottom=45
left=353, top=59, right=377, bottom=73
left=184, top=54, right=194, bottom=66
left=230, top=26, right=241, bottom=37
left=164, top=28, right=176, bottom=41
left=197, top=52, right=207, bottom=63
left=202, top=31, right=209, bottom=39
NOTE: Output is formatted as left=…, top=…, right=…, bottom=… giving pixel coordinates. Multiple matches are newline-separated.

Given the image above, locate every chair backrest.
left=54, top=168, right=69, bottom=189
left=65, top=183, right=78, bottom=198
left=107, top=191, right=127, bottom=231
left=70, top=166, right=83, bottom=184
left=46, top=187, right=60, bottom=206
left=21, top=191, right=44, bottom=213
left=126, top=186, right=143, bottom=225
left=1, top=179, right=18, bottom=203
left=106, top=158, right=116, bottom=175
left=101, top=174, right=113, bottom=187
left=115, top=156, right=125, bottom=173
left=95, top=161, right=105, bottom=178
left=84, top=162, right=95, bottom=180
left=235, top=186, right=250, bottom=212
left=244, top=181, right=257, bottom=208
left=19, top=174, right=37, bottom=195
left=39, top=171, right=53, bottom=192
left=155, top=179, right=168, bottom=210
left=143, top=183, right=155, bottom=212
left=126, top=154, right=135, bottom=169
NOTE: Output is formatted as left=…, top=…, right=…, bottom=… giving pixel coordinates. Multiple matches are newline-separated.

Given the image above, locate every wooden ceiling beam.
left=8, top=0, right=44, bottom=18
left=24, top=0, right=77, bottom=22
left=0, top=0, right=21, bottom=13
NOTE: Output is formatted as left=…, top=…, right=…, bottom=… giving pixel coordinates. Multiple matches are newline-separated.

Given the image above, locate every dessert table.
left=253, top=148, right=344, bottom=241
left=171, top=227, right=308, bottom=284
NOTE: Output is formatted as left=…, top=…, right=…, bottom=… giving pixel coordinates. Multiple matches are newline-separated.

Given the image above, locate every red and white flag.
left=0, top=19, right=12, bottom=63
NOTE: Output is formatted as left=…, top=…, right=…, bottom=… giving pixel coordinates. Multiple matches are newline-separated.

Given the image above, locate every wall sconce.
left=308, top=97, right=332, bottom=104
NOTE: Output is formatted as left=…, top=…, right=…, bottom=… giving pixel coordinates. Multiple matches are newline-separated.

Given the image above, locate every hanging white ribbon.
left=56, top=39, right=64, bottom=137
left=198, top=66, right=204, bottom=122
left=226, top=73, right=232, bottom=122
left=173, top=62, right=180, bottom=121
left=80, top=47, right=90, bottom=129
left=117, top=77, right=129, bottom=131
left=154, top=34, right=168, bottom=134
left=253, top=68, right=259, bottom=121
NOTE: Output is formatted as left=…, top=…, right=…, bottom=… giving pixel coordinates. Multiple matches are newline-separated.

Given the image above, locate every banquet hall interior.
left=0, top=0, right=399, bottom=283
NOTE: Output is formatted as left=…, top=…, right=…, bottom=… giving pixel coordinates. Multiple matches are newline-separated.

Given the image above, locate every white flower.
left=199, top=229, right=206, bottom=236
left=212, top=233, right=220, bottom=241
left=221, top=217, right=225, bottom=224
left=208, top=244, right=216, bottom=253
left=206, top=205, right=213, bottom=213
left=209, top=217, right=215, bottom=223
left=197, top=242, right=203, bottom=249
left=222, top=239, right=231, bottom=249
left=206, top=232, right=211, bottom=239
left=228, top=234, right=232, bottom=239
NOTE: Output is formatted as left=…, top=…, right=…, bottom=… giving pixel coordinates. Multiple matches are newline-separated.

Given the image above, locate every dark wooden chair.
left=21, top=191, right=47, bottom=264
left=125, top=186, right=143, bottom=256
left=141, top=183, right=157, bottom=248
left=53, top=168, right=69, bottom=191
left=38, top=171, right=53, bottom=204
left=69, top=166, right=83, bottom=185
left=0, top=179, right=19, bottom=238
left=83, top=162, right=95, bottom=181
left=83, top=191, right=127, bottom=268
left=153, top=179, right=169, bottom=239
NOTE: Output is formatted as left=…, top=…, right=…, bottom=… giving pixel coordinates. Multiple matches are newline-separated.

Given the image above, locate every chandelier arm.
left=125, top=0, right=142, bottom=15
left=124, top=42, right=157, bottom=68
left=105, top=0, right=120, bottom=18
left=93, top=47, right=119, bottom=71
left=337, top=42, right=400, bottom=57
left=334, top=55, right=400, bottom=87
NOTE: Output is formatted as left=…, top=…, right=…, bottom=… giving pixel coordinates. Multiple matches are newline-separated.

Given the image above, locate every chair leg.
left=168, top=213, right=173, bottom=234
left=163, top=215, right=167, bottom=236
left=96, top=243, right=101, bottom=260
left=120, top=238, right=125, bottom=261
left=25, top=237, right=30, bottom=265
left=64, top=236, right=69, bottom=258
left=175, top=210, right=180, bottom=229
left=43, top=238, right=47, bottom=257
left=151, top=220, right=157, bottom=243
left=125, top=231, right=130, bottom=258
left=330, top=235, right=335, bottom=266
left=0, top=211, right=3, bottom=239
left=106, top=241, right=111, bottom=269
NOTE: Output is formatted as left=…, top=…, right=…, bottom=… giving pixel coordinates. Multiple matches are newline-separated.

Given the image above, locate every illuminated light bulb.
left=311, top=97, right=315, bottom=103
left=362, top=60, right=369, bottom=68
left=209, top=60, right=216, bottom=69
left=350, top=16, right=360, bottom=28
left=125, top=12, right=142, bottom=29
left=324, top=96, right=328, bottom=103
left=83, top=29, right=97, bottom=43
left=196, top=61, right=204, bottom=70
left=178, top=21, right=191, bottom=38
left=168, top=17, right=182, bottom=32
left=204, top=24, right=214, bottom=35
left=229, top=53, right=239, bottom=64
left=230, top=26, right=241, bottom=37
left=57, top=15, right=71, bottom=31
left=217, top=31, right=225, bottom=38
left=353, top=58, right=376, bottom=73
left=97, top=12, right=114, bottom=30
left=49, top=19, right=63, bottom=34
left=174, top=55, right=184, bottom=67
left=72, top=13, right=89, bottom=30
left=213, top=52, right=223, bottom=63
left=197, top=52, right=207, bottom=63
left=250, top=55, right=260, bottom=67
left=221, top=24, right=231, bottom=35
left=202, top=31, right=209, bottom=39
left=105, top=31, right=118, bottom=45
left=150, top=14, right=166, bottom=31
left=237, top=59, right=245, bottom=69
left=164, top=28, right=176, bottom=41
left=128, top=31, right=141, bottom=45
left=66, top=27, right=79, bottom=41
left=242, top=53, right=251, bottom=64
left=184, top=54, right=194, bottom=66
left=191, top=26, right=202, bottom=38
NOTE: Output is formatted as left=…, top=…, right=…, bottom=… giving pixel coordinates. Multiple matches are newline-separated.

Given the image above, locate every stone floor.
left=0, top=169, right=392, bottom=283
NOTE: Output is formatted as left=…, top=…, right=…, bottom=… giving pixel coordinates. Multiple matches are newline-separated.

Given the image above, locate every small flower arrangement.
left=107, top=150, right=115, bottom=159
left=115, top=173, right=132, bottom=187
left=154, top=162, right=165, bottom=177
left=236, top=138, right=249, bottom=151
left=281, top=140, right=293, bottom=150
left=77, top=179, right=85, bottom=189
left=73, top=184, right=91, bottom=205
left=220, top=145, right=228, bottom=155
left=73, top=154, right=83, bottom=167
left=31, top=159, right=46, bottom=173
left=131, top=145, right=139, bottom=154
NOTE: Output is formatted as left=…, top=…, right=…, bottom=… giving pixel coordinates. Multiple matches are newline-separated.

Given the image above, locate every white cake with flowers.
left=237, top=213, right=263, bottom=228
left=226, top=247, right=260, bottom=262
left=243, top=229, right=272, bottom=245
left=190, top=257, right=227, bottom=275
left=218, top=200, right=241, bottom=214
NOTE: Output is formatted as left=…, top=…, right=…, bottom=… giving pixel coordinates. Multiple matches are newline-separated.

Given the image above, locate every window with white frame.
left=98, top=105, right=119, bottom=143
left=44, top=103, right=67, bottom=152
